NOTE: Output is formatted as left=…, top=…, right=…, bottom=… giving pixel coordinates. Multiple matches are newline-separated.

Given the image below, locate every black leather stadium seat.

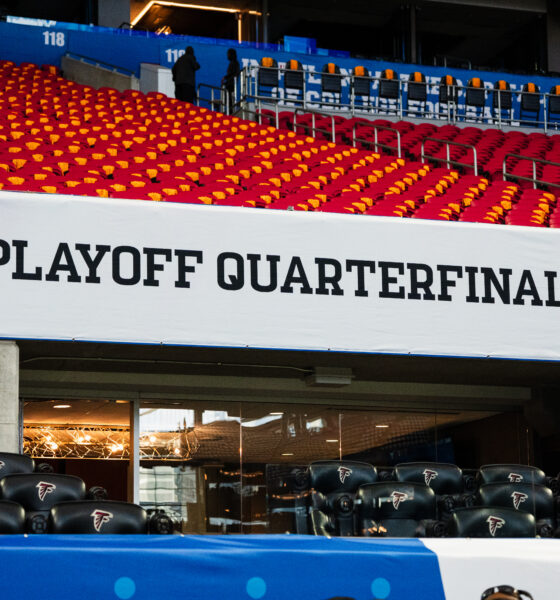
left=439, top=74, right=458, bottom=105
left=448, top=506, right=536, bottom=538
left=49, top=500, right=149, bottom=534
left=477, top=464, right=547, bottom=487
left=309, top=460, right=377, bottom=536
left=394, top=462, right=472, bottom=521
left=466, top=77, right=486, bottom=108
left=0, top=452, right=35, bottom=476
left=0, top=500, right=26, bottom=534
left=352, top=65, right=371, bottom=99
left=0, top=473, right=86, bottom=533
left=321, top=62, right=342, bottom=95
left=258, top=56, right=279, bottom=90
left=356, top=481, right=444, bottom=537
left=520, top=82, right=540, bottom=123
left=478, top=482, right=555, bottom=536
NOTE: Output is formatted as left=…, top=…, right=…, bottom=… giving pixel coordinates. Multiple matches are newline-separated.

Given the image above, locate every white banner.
left=2, top=190, right=560, bottom=360
left=425, top=539, right=560, bottom=600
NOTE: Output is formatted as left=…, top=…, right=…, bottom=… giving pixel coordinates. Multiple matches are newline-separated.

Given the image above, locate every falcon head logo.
left=36, top=481, right=56, bottom=502
left=337, top=466, right=352, bottom=484
left=0, top=460, right=5, bottom=471
left=511, top=491, right=528, bottom=510
left=390, top=491, right=408, bottom=510
left=423, top=468, right=438, bottom=486
left=508, top=473, right=523, bottom=483
left=487, top=515, right=506, bottom=537
left=91, top=509, right=113, bottom=532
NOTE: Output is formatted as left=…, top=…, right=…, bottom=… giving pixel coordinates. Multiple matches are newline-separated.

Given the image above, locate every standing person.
left=172, top=46, right=200, bottom=104
left=222, top=48, right=240, bottom=114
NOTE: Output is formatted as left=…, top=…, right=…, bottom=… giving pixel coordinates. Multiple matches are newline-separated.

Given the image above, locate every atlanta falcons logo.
left=338, top=466, right=352, bottom=484
left=487, top=515, right=506, bottom=537
left=36, top=481, right=56, bottom=502
left=423, top=468, right=438, bottom=486
left=91, top=509, right=113, bottom=532
left=0, top=460, right=4, bottom=471
left=511, top=491, right=528, bottom=510
left=390, top=491, right=408, bottom=510
left=508, top=473, right=523, bottom=483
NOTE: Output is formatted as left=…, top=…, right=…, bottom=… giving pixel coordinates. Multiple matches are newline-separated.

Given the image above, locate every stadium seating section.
left=1, top=60, right=560, bottom=227
left=0, top=452, right=173, bottom=534
left=1, top=452, right=559, bottom=537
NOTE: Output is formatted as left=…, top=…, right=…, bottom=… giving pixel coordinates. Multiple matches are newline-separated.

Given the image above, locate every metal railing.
left=421, top=138, right=478, bottom=175
left=503, top=154, right=560, bottom=190
left=352, top=121, right=402, bottom=158
left=240, top=64, right=560, bottom=132
left=293, top=108, right=337, bottom=142
left=64, top=51, right=136, bottom=76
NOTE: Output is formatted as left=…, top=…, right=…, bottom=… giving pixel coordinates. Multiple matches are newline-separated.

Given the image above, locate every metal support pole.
left=410, top=3, right=417, bottom=64
left=533, top=160, right=537, bottom=189
left=128, top=398, right=140, bottom=505
left=262, top=0, right=269, bottom=44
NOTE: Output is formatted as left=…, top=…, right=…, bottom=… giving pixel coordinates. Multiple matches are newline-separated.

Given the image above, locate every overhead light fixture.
left=305, top=367, right=353, bottom=387
left=270, top=412, right=284, bottom=416
left=53, top=404, right=71, bottom=409
left=131, top=1, right=261, bottom=27
left=376, top=424, right=389, bottom=428
left=281, top=452, right=294, bottom=456
left=326, top=439, right=339, bottom=443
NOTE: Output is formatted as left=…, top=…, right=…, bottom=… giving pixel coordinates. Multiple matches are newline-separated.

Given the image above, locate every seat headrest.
left=449, top=506, right=536, bottom=538
left=309, top=460, right=377, bottom=493
left=357, top=482, right=436, bottom=520
left=0, top=453, right=35, bottom=476
left=478, top=483, right=554, bottom=518
left=50, top=500, right=148, bottom=534
left=0, top=473, right=86, bottom=510
left=394, top=462, right=463, bottom=494
left=525, top=82, right=537, bottom=93
left=478, top=464, right=546, bottom=486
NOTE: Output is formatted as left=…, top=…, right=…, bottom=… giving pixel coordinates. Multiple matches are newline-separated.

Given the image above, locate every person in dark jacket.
left=172, top=46, right=200, bottom=104
left=222, top=48, right=240, bottom=114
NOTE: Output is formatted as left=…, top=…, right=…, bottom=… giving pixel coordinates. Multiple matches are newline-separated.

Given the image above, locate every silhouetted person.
left=222, top=48, right=240, bottom=114
left=172, top=46, right=200, bottom=104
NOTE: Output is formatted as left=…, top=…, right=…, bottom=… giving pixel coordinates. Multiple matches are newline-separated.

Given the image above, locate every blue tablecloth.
left=0, top=535, right=445, bottom=600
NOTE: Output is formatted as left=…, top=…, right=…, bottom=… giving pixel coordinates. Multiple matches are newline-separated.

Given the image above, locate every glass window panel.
left=139, top=401, right=241, bottom=534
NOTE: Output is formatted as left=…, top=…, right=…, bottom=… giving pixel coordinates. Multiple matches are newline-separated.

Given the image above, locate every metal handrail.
left=503, top=153, right=560, bottom=190
left=293, top=108, right=337, bottom=142
left=240, top=64, right=560, bottom=132
left=421, top=137, right=478, bottom=175
left=64, top=51, right=136, bottom=76
left=351, top=121, right=402, bottom=158
left=197, top=83, right=229, bottom=114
